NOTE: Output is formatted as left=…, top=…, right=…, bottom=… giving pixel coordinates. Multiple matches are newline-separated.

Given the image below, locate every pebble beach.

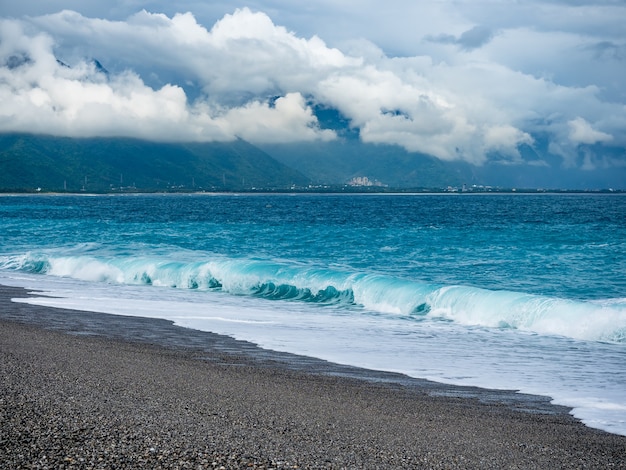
left=1, top=285, right=625, bottom=469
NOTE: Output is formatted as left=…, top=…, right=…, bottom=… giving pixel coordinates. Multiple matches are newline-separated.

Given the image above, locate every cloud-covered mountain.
left=0, top=4, right=624, bottom=188
left=263, top=106, right=626, bottom=190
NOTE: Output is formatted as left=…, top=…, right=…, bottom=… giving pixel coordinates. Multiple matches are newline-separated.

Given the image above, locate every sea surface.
left=1, top=193, right=625, bottom=435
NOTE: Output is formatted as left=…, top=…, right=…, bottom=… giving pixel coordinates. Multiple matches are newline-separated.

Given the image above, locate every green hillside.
left=0, top=134, right=310, bottom=192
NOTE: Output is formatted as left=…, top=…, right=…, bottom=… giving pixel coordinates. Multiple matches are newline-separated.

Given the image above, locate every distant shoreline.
left=1, top=187, right=625, bottom=196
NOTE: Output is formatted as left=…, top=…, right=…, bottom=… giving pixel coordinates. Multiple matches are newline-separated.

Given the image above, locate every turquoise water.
left=1, top=193, right=625, bottom=434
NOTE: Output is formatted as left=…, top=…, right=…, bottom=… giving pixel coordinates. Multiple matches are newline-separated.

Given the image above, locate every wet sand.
left=1, top=284, right=625, bottom=468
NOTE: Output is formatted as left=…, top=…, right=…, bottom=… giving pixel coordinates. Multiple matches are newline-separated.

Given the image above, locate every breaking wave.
left=2, top=252, right=625, bottom=343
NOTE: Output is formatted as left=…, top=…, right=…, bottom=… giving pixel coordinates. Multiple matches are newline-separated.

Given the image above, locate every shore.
left=1, top=285, right=625, bottom=469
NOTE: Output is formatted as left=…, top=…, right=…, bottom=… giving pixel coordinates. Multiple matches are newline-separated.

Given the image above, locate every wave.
left=1, top=252, right=625, bottom=343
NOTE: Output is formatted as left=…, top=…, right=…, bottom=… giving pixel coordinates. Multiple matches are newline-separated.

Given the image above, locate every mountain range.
left=0, top=133, right=308, bottom=192
left=259, top=106, right=626, bottom=190
left=1, top=130, right=624, bottom=192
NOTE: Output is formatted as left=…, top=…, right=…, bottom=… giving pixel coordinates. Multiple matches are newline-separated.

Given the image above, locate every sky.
left=0, top=0, right=624, bottom=169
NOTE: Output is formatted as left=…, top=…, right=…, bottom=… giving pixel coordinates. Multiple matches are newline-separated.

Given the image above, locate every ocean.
left=1, top=193, right=625, bottom=435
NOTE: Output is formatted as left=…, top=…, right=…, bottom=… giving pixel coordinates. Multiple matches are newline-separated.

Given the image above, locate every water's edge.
left=0, top=284, right=579, bottom=421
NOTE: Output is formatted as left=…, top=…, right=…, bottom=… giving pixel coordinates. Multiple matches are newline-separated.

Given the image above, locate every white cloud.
left=568, top=117, right=613, bottom=145
left=214, top=92, right=336, bottom=143
left=483, top=125, right=534, bottom=159
left=0, top=13, right=334, bottom=143
left=0, top=22, right=224, bottom=141
left=0, top=4, right=624, bottom=169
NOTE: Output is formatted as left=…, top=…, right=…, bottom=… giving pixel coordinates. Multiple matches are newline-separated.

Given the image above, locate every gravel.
left=1, top=285, right=625, bottom=469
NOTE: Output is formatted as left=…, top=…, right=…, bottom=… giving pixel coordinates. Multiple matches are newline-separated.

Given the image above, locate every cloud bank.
left=0, top=11, right=335, bottom=144
left=1, top=5, right=624, bottom=168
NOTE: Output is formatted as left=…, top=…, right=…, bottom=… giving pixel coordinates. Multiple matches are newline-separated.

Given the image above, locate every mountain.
left=259, top=106, right=626, bottom=190
left=1, top=130, right=623, bottom=193
left=261, top=138, right=626, bottom=190
left=0, top=134, right=310, bottom=192
left=260, top=140, right=469, bottom=188
left=259, top=105, right=469, bottom=189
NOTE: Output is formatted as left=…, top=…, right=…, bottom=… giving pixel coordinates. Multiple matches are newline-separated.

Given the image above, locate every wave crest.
left=1, top=252, right=625, bottom=343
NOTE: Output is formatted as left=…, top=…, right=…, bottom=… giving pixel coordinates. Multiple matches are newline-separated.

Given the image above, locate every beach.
left=1, top=285, right=625, bottom=469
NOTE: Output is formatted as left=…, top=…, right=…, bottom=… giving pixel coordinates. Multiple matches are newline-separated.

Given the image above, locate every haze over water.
left=1, top=193, right=625, bottom=435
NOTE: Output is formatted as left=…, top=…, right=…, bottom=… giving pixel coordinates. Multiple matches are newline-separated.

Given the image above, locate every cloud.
left=0, top=12, right=334, bottom=143
left=458, top=26, right=495, bottom=50
left=426, top=25, right=496, bottom=51
left=0, top=5, right=624, bottom=170
left=588, top=41, right=626, bottom=60
left=0, top=20, right=217, bottom=141
left=483, top=125, right=534, bottom=159
left=568, top=117, right=613, bottom=145
left=214, top=93, right=336, bottom=144
left=26, top=8, right=361, bottom=101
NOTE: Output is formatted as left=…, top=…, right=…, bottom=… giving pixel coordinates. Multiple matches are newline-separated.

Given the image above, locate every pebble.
left=1, top=286, right=626, bottom=469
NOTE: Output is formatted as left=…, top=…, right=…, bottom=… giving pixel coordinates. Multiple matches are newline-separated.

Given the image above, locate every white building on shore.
left=347, top=176, right=385, bottom=187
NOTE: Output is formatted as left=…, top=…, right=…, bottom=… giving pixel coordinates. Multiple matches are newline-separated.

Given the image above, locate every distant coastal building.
left=347, top=176, right=386, bottom=187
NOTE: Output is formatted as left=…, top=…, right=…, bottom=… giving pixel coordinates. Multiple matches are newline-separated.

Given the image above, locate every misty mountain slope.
left=259, top=105, right=470, bottom=188
left=262, top=106, right=626, bottom=190
left=261, top=137, right=626, bottom=190
left=0, top=134, right=310, bottom=191
left=260, top=139, right=468, bottom=188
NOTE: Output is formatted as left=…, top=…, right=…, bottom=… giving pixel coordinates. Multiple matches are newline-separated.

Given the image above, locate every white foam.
left=2, top=271, right=625, bottom=437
